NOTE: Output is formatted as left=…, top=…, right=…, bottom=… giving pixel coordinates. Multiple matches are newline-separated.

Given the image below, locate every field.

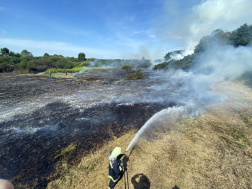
left=0, top=70, right=170, bottom=188
left=47, top=81, right=252, bottom=189
left=1, top=70, right=252, bottom=188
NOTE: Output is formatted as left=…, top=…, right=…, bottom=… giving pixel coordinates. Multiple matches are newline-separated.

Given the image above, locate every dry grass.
left=47, top=81, right=252, bottom=189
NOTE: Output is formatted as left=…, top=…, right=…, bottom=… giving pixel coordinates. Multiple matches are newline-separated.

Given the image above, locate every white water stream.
left=126, top=106, right=188, bottom=152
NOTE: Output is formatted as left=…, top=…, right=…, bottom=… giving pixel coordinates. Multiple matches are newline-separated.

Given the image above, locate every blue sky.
left=0, top=0, right=251, bottom=59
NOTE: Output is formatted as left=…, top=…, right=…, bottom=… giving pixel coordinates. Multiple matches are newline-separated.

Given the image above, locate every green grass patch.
left=45, top=66, right=83, bottom=74
left=231, top=129, right=246, bottom=141
left=230, top=129, right=251, bottom=147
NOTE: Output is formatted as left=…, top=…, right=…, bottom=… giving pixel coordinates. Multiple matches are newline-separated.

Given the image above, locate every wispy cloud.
left=0, top=38, right=114, bottom=58
left=148, top=34, right=156, bottom=39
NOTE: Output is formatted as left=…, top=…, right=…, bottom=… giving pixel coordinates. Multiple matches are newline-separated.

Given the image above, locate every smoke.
left=167, top=47, right=195, bottom=61
left=126, top=38, right=252, bottom=152
left=194, top=45, right=252, bottom=81
left=11, top=125, right=58, bottom=135
left=165, top=0, right=252, bottom=49
left=87, top=58, right=152, bottom=69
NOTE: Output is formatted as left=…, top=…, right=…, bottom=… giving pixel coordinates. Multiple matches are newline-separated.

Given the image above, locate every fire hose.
left=120, top=154, right=127, bottom=189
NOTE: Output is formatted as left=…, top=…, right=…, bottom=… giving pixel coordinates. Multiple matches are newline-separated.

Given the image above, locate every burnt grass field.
left=0, top=70, right=183, bottom=188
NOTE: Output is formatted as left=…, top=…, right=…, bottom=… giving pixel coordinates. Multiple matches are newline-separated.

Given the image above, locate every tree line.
left=154, top=23, right=252, bottom=71
left=0, top=48, right=87, bottom=72
left=0, top=47, right=153, bottom=73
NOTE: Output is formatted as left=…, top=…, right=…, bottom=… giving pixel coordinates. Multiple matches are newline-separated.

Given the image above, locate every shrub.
left=153, top=62, right=169, bottom=70
left=121, top=64, right=132, bottom=72
left=0, top=63, right=15, bottom=72
left=56, top=59, right=74, bottom=69
left=80, top=61, right=90, bottom=67
left=126, top=69, right=144, bottom=80
left=10, top=57, right=21, bottom=64
left=29, top=65, right=47, bottom=73
left=19, top=60, right=30, bottom=70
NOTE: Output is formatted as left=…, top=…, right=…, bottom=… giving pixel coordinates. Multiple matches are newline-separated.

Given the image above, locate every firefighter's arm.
left=119, top=154, right=125, bottom=171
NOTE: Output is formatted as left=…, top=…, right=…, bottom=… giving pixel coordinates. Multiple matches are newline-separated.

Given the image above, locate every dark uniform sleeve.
left=112, top=159, right=121, bottom=176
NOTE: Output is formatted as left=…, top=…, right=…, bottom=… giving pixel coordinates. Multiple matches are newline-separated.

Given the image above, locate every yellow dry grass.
left=47, top=81, right=252, bottom=189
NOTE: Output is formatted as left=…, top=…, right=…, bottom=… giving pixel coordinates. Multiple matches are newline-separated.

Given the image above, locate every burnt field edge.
left=0, top=100, right=177, bottom=188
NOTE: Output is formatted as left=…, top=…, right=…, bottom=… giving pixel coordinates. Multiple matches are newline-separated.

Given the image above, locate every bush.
left=10, top=57, right=21, bottom=64
left=80, top=61, right=90, bottom=67
left=0, top=63, right=15, bottom=72
left=153, top=62, right=169, bottom=70
left=29, top=65, right=47, bottom=73
left=19, top=60, right=30, bottom=70
left=56, top=59, right=74, bottom=69
left=126, top=69, right=144, bottom=80
left=121, top=64, right=132, bottom=72
left=138, top=59, right=151, bottom=68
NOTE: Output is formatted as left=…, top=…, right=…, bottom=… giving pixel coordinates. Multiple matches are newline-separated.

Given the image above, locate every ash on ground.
left=0, top=70, right=212, bottom=188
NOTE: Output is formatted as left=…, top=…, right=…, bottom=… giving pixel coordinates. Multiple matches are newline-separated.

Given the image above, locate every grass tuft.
left=54, top=143, right=76, bottom=159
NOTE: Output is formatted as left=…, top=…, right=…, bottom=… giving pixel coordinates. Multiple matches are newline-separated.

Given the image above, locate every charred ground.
left=0, top=70, right=178, bottom=188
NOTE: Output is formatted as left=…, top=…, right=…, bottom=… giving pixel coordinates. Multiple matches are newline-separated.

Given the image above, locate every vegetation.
left=126, top=69, right=144, bottom=80
left=164, top=50, right=183, bottom=61
left=78, top=52, right=86, bottom=61
left=0, top=47, right=151, bottom=74
left=121, top=64, right=132, bottom=72
left=54, top=143, right=77, bottom=159
left=155, top=23, right=252, bottom=71
left=0, top=48, right=92, bottom=73
left=44, top=67, right=84, bottom=74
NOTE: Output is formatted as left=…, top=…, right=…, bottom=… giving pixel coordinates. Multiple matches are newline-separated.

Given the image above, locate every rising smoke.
left=170, top=0, right=252, bottom=49
left=126, top=0, right=252, bottom=151
left=126, top=43, right=252, bottom=151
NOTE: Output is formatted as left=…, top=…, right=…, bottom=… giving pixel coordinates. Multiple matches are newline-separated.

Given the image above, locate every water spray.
left=125, top=106, right=188, bottom=152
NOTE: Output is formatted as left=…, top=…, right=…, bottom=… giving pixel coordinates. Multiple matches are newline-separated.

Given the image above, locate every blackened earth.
left=0, top=70, right=191, bottom=188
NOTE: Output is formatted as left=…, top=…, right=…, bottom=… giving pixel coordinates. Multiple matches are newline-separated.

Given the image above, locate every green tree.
left=19, top=60, right=30, bottom=69
left=9, top=51, right=15, bottom=56
left=1, top=47, right=9, bottom=56
left=15, top=53, right=21, bottom=57
left=228, top=23, right=252, bottom=47
left=21, top=49, right=33, bottom=57
left=43, top=53, right=50, bottom=58
left=78, top=52, right=86, bottom=61
left=164, top=50, right=183, bottom=61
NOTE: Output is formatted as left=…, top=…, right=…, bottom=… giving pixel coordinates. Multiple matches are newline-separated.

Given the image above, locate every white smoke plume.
left=126, top=0, right=252, bottom=150
left=195, top=45, right=252, bottom=81
left=166, top=0, right=252, bottom=49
